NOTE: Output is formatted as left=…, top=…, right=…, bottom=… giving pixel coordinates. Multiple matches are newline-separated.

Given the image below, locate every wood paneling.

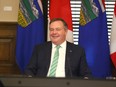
left=0, top=22, right=20, bottom=75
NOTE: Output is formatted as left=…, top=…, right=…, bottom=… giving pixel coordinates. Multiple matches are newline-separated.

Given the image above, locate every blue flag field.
left=79, top=0, right=111, bottom=78
left=16, top=0, right=45, bottom=73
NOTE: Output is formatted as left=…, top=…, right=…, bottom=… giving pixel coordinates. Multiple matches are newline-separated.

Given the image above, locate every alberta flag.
left=79, top=0, right=111, bottom=78
left=16, top=0, right=45, bottom=73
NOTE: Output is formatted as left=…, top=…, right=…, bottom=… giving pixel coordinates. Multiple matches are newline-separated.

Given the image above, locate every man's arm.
left=79, top=47, right=92, bottom=78
left=24, top=46, right=39, bottom=76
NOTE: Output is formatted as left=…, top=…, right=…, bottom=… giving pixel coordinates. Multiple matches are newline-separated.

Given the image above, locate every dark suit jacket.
left=0, top=80, right=4, bottom=87
left=25, top=41, right=91, bottom=78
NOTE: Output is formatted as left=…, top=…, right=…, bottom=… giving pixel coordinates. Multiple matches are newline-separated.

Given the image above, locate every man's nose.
left=53, top=29, right=57, bottom=33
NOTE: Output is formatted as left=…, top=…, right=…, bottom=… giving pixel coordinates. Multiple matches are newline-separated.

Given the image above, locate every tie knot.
left=56, top=45, right=61, bottom=49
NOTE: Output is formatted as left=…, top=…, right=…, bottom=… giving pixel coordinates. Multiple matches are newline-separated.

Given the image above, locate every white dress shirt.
left=47, top=41, right=67, bottom=77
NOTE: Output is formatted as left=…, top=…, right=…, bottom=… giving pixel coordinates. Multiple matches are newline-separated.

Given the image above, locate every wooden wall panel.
left=0, top=22, right=20, bottom=75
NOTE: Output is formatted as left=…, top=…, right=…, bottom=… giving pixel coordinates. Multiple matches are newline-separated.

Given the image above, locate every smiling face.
left=49, top=20, right=68, bottom=45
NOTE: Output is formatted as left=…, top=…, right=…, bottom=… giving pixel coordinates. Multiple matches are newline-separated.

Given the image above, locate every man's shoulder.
left=67, top=42, right=86, bottom=55
left=67, top=41, right=84, bottom=50
left=35, top=41, right=52, bottom=48
left=37, top=41, right=51, bottom=46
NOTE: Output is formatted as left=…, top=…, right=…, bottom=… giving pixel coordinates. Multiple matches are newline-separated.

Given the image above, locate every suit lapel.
left=65, top=42, right=73, bottom=77
left=43, top=42, right=52, bottom=75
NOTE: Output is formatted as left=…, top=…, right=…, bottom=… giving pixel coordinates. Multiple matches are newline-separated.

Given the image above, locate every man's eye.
left=56, top=28, right=62, bottom=31
left=49, top=28, right=54, bottom=31
left=49, top=28, right=62, bottom=31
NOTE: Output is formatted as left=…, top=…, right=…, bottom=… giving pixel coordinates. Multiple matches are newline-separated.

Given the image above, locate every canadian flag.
left=110, top=1, right=116, bottom=68
left=48, top=0, right=73, bottom=43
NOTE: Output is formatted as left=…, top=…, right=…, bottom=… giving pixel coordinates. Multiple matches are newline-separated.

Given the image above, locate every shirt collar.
left=52, top=41, right=66, bottom=48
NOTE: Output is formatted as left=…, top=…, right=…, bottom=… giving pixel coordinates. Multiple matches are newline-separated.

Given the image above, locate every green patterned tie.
left=49, top=45, right=61, bottom=77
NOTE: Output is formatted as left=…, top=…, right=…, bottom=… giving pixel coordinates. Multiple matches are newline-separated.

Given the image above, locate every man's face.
left=49, top=21, right=68, bottom=45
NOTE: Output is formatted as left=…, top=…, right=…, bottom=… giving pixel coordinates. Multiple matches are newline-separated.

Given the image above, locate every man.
left=25, top=18, right=91, bottom=78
